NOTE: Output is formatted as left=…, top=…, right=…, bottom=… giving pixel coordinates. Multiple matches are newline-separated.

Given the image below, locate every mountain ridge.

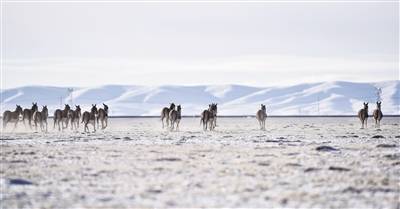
left=1, top=80, right=399, bottom=116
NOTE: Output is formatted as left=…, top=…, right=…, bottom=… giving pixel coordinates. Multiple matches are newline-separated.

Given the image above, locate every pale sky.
left=1, top=1, right=399, bottom=89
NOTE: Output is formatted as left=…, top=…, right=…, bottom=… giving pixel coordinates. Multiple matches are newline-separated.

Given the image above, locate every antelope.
left=97, top=103, right=109, bottom=130
left=373, top=101, right=383, bottom=128
left=33, top=106, right=49, bottom=132
left=3, top=105, right=23, bottom=130
left=82, top=104, right=98, bottom=132
left=22, top=102, right=38, bottom=129
left=161, top=103, right=175, bottom=129
left=358, top=102, right=369, bottom=129
left=200, top=103, right=217, bottom=131
left=54, top=104, right=71, bottom=131
left=169, top=105, right=182, bottom=131
left=68, top=105, right=81, bottom=130
left=256, top=104, right=267, bottom=130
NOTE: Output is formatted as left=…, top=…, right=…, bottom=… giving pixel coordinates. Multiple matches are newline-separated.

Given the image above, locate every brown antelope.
left=256, top=104, right=267, bottom=130
left=200, top=103, right=217, bottom=131
left=68, top=105, right=81, bottom=130
left=358, top=102, right=369, bottom=129
left=3, top=105, right=23, bottom=130
left=54, top=104, right=71, bottom=131
left=97, top=103, right=109, bottom=130
left=169, top=105, right=181, bottom=131
left=82, top=104, right=98, bottom=132
left=33, top=106, right=49, bottom=132
left=22, top=102, right=38, bottom=129
left=373, top=101, right=383, bottom=128
left=161, top=103, right=175, bottom=129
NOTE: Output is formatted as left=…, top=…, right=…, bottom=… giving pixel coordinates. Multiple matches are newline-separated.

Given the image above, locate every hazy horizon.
left=2, top=1, right=399, bottom=88
left=1, top=79, right=399, bottom=90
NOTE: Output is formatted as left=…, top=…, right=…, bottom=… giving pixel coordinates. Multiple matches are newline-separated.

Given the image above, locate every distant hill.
left=1, top=81, right=399, bottom=116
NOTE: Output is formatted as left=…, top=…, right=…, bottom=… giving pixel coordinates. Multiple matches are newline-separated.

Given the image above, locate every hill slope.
left=1, top=81, right=399, bottom=116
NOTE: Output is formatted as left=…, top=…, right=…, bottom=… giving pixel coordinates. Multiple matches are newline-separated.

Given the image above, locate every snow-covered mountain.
left=1, top=81, right=399, bottom=116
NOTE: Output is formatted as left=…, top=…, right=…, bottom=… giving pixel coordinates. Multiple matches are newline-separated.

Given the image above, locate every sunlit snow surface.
left=1, top=117, right=399, bottom=208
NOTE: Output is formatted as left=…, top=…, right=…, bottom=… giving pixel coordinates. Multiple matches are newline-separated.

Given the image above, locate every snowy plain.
left=1, top=117, right=399, bottom=208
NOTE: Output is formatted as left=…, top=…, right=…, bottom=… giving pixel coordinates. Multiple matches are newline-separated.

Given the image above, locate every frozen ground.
left=1, top=117, right=399, bottom=208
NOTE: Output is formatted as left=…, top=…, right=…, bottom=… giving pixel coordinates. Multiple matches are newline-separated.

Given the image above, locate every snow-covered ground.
left=1, top=80, right=399, bottom=116
left=1, top=117, right=399, bottom=208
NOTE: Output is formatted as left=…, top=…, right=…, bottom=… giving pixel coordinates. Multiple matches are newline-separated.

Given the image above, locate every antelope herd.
left=2, top=101, right=385, bottom=132
left=200, top=103, right=218, bottom=131
left=357, top=102, right=384, bottom=129
left=2, top=103, right=108, bottom=132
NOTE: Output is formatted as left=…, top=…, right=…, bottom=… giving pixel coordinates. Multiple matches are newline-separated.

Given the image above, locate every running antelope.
left=358, top=102, right=369, bottom=129
left=256, top=104, right=267, bottom=130
left=33, top=106, right=49, bottom=132
left=169, top=105, right=181, bottom=131
left=68, top=105, right=81, bottom=131
left=97, top=103, right=109, bottom=130
left=373, top=101, right=383, bottom=128
left=54, top=104, right=71, bottom=131
left=201, top=103, right=217, bottom=131
left=161, top=103, right=175, bottom=129
left=82, top=104, right=98, bottom=132
left=3, top=105, right=23, bottom=130
left=22, top=102, right=38, bottom=129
